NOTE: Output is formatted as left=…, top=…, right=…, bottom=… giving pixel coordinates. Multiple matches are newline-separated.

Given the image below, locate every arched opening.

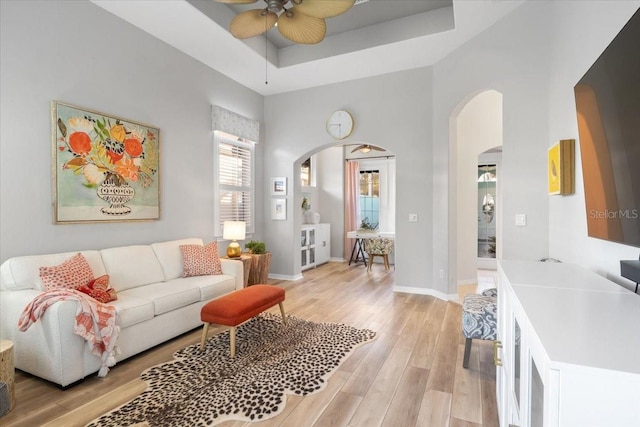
left=449, top=90, right=503, bottom=294
left=291, top=143, right=396, bottom=277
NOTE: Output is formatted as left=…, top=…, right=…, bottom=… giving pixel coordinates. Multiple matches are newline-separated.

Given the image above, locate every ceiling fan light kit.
left=351, top=144, right=385, bottom=154
left=218, top=0, right=356, bottom=44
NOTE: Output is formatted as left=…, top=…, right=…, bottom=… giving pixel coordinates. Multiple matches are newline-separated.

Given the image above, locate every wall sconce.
left=223, top=221, right=246, bottom=258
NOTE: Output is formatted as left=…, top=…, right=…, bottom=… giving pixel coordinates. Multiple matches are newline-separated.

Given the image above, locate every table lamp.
left=223, top=221, right=245, bottom=258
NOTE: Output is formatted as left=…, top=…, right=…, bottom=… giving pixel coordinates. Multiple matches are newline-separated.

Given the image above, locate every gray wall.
left=263, top=0, right=640, bottom=294
left=0, top=0, right=264, bottom=262
left=264, top=69, right=434, bottom=289
left=2, top=0, right=638, bottom=294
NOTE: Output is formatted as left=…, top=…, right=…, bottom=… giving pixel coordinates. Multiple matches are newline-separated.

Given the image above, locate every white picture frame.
left=271, top=177, right=287, bottom=196
left=271, top=198, right=286, bottom=220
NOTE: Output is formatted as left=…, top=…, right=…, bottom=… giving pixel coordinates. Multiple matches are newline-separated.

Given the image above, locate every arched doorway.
left=292, top=143, right=396, bottom=276
left=450, top=90, right=503, bottom=291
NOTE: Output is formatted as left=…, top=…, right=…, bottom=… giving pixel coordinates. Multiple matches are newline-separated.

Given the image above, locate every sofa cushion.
left=118, top=282, right=201, bottom=316
left=39, top=253, right=95, bottom=291
left=165, top=274, right=236, bottom=302
left=1, top=251, right=105, bottom=291
left=151, top=238, right=203, bottom=281
left=180, top=242, right=222, bottom=277
left=100, top=245, right=165, bottom=292
left=109, top=294, right=155, bottom=328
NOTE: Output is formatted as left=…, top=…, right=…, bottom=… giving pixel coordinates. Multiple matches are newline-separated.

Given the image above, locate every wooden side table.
left=245, top=252, right=272, bottom=286
left=223, top=255, right=252, bottom=288
left=0, top=340, right=15, bottom=416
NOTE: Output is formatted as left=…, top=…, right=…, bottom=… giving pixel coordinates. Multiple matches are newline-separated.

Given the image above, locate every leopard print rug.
left=87, top=313, right=376, bottom=426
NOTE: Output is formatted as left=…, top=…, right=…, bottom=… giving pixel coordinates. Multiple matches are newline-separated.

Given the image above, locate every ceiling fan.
left=351, top=144, right=385, bottom=154
left=215, top=0, right=356, bottom=45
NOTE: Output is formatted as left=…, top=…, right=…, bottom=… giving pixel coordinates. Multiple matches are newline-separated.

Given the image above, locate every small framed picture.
left=271, top=198, right=286, bottom=220
left=271, top=177, right=287, bottom=196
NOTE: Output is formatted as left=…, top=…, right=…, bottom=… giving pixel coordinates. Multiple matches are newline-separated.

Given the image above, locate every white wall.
left=433, top=1, right=554, bottom=294
left=0, top=0, right=264, bottom=262
left=264, top=68, right=434, bottom=290
left=456, top=91, right=503, bottom=284
left=433, top=0, right=639, bottom=294
left=546, top=1, right=640, bottom=290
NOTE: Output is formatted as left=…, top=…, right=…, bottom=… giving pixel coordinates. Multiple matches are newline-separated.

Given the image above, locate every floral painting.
left=52, top=101, right=160, bottom=223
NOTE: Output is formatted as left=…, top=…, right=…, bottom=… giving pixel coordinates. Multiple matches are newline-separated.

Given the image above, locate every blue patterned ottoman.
left=461, top=288, right=497, bottom=368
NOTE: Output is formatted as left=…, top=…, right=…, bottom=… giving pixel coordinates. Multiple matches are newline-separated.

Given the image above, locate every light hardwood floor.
left=2, top=261, right=498, bottom=427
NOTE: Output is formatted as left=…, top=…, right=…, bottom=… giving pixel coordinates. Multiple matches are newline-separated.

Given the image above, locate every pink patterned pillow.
left=39, top=253, right=95, bottom=291
left=77, top=275, right=117, bottom=303
left=180, top=242, right=222, bottom=277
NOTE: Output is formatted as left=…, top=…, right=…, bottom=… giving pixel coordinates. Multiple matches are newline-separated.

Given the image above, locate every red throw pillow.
left=39, top=253, right=95, bottom=291
left=180, top=242, right=222, bottom=277
left=77, top=275, right=117, bottom=303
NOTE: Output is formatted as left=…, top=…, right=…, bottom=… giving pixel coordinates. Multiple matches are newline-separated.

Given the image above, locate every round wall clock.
left=326, top=110, right=354, bottom=140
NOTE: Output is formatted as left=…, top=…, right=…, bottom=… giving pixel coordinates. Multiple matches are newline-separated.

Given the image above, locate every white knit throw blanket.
left=18, top=289, right=120, bottom=377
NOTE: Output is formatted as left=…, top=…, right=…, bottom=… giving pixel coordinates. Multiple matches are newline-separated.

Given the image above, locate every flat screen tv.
left=574, top=8, right=640, bottom=248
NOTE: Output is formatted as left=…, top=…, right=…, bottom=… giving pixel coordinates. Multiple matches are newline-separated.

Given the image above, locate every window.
left=214, top=131, right=254, bottom=237
left=359, top=170, right=379, bottom=228
left=301, top=157, right=312, bottom=187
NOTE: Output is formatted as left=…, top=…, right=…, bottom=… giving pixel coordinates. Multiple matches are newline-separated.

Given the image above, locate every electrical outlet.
left=409, top=213, right=418, bottom=222
left=515, top=214, right=527, bottom=226
left=439, top=269, right=444, bottom=278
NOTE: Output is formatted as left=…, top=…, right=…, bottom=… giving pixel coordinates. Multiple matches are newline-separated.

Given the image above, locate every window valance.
left=211, top=105, right=260, bottom=142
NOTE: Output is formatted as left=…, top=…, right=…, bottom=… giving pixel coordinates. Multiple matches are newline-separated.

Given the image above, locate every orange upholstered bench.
left=199, top=284, right=286, bottom=357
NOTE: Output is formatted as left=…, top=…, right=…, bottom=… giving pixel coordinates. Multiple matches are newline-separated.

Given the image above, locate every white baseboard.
left=393, top=286, right=456, bottom=301
left=268, top=273, right=303, bottom=281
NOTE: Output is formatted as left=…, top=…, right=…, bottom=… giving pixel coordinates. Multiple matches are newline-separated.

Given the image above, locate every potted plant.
left=301, top=197, right=310, bottom=212
left=357, top=217, right=378, bottom=233
left=244, top=240, right=266, bottom=254
left=301, top=196, right=320, bottom=224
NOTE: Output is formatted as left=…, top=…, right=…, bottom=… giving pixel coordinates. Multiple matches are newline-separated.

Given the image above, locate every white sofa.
left=0, top=238, right=243, bottom=387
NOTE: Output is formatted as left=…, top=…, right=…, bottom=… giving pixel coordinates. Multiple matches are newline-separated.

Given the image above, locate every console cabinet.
left=496, top=260, right=640, bottom=427
left=301, top=223, right=330, bottom=271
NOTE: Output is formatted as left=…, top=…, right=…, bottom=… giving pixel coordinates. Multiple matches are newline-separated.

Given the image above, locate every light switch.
left=409, top=213, right=418, bottom=222
left=515, top=214, right=527, bottom=226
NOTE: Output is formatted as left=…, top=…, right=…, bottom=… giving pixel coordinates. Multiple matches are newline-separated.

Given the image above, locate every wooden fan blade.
left=370, top=145, right=385, bottom=151
left=291, top=0, right=355, bottom=19
left=277, top=8, right=326, bottom=44
left=351, top=145, right=364, bottom=153
left=230, top=9, right=277, bottom=39
left=215, top=0, right=259, bottom=4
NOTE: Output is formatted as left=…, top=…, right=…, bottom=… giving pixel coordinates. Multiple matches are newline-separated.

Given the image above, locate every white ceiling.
left=91, top=0, right=526, bottom=96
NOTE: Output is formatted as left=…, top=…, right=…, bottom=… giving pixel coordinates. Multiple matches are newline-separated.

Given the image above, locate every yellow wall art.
left=548, top=139, right=575, bottom=195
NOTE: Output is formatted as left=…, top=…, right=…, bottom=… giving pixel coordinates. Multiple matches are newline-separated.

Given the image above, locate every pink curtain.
left=344, top=160, right=360, bottom=260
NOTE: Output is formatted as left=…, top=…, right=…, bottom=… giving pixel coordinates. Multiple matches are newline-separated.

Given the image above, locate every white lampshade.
left=223, top=221, right=246, bottom=241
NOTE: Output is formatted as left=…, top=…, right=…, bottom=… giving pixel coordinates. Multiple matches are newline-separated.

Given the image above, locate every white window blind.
left=214, top=131, right=254, bottom=237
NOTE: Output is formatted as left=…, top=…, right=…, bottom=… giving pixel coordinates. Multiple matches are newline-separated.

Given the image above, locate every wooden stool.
left=0, top=340, right=15, bottom=416
left=199, top=285, right=286, bottom=357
